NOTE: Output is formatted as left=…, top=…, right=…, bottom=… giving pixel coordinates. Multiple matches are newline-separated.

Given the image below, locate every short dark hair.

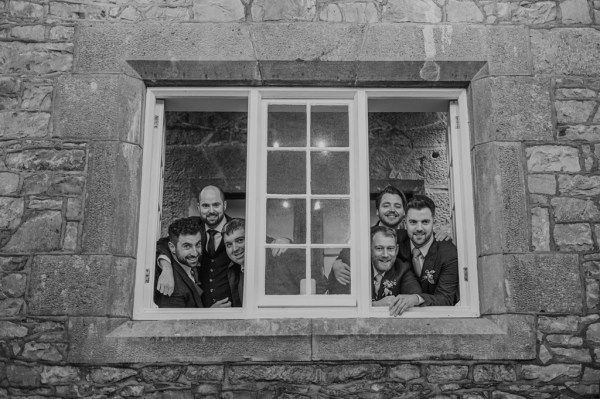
left=370, top=225, right=397, bottom=243
left=406, top=194, right=436, bottom=217
left=375, top=185, right=407, bottom=210
left=168, top=218, right=203, bottom=246
left=223, top=218, right=245, bottom=236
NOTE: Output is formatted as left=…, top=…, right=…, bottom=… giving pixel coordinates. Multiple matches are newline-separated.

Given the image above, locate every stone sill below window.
left=71, top=315, right=537, bottom=363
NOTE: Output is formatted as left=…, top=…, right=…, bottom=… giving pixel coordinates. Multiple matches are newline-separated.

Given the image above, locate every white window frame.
left=133, top=87, right=479, bottom=320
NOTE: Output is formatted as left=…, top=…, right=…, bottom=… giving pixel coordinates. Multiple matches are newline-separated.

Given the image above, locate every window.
left=133, top=88, right=479, bottom=320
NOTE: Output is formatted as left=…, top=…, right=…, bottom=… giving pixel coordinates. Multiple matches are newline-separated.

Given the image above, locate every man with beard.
left=156, top=185, right=237, bottom=308
left=153, top=218, right=204, bottom=308
left=222, top=218, right=245, bottom=303
left=389, top=194, right=459, bottom=313
left=328, top=185, right=407, bottom=293
left=330, top=226, right=422, bottom=312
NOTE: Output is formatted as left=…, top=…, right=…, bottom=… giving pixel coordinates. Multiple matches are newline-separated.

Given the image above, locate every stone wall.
left=1, top=0, right=599, bottom=398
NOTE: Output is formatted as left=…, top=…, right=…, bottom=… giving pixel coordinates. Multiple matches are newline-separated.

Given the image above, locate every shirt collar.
left=208, top=217, right=227, bottom=234
left=410, top=234, right=434, bottom=257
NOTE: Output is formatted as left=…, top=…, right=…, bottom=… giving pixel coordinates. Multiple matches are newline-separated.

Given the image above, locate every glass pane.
left=324, top=248, right=351, bottom=295
left=267, top=151, right=306, bottom=194
left=266, top=199, right=306, bottom=244
left=268, top=104, right=306, bottom=147
left=311, top=151, right=349, bottom=194
left=311, top=199, right=350, bottom=244
left=265, top=248, right=306, bottom=295
left=310, top=105, right=349, bottom=148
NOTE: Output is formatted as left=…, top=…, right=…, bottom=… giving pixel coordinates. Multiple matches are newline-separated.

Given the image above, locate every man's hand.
left=372, top=296, right=395, bottom=307
left=156, top=259, right=174, bottom=296
left=210, top=298, right=232, bottom=308
left=271, top=237, right=291, bottom=256
left=435, top=231, right=453, bottom=242
left=332, top=259, right=351, bottom=285
left=389, top=295, right=420, bottom=316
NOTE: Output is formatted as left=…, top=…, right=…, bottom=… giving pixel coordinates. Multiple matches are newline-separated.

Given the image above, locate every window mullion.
left=305, top=103, right=312, bottom=296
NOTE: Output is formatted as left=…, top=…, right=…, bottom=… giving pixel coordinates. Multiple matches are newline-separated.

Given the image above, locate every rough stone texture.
left=526, top=146, right=580, bottom=172
left=472, top=77, right=552, bottom=144
left=521, top=364, right=581, bottom=382
left=587, top=278, right=599, bottom=309
left=319, top=2, right=378, bottom=23
left=82, top=142, right=141, bottom=256
left=53, top=74, right=143, bottom=144
left=427, top=365, right=468, bottom=382
left=532, top=29, right=600, bottom=76
left=539, top=316, right=580, bottom=333
left=504, top=254, right=583, bottom=313
left=513, top=1, right=556, bottom=24
left=559, top=174, right=600, bottom=196
left=1, top=210, right=62, bottom=253
left=528, top=174, right=556, bottom=195
left=588, top=323, right=600, bottom=343
left=389, top=364, right=421, bottom=381
left=0, top=197, right=24, bottom=230
left=474, top=143, right=528, bottom=255
left=191, top=0, right=245, bottom=22
left=546, top=334, right=583, bottom=347
left=382, top=0, right=441, bottom=22
left=0, top=273, right=26, bottom=298
left=531, top=207, right=550, bottom=251
left=28, top=255, right=132, bottom=316
left=473, top=365, right=516, bottom=383
left=5, top=149, right=86, bottom=171
left=560, top=0, right=592, bottom=24
left=0, top=172, right=20, bottom=194
left=0, top=111, right=50, bottom=139
left=446, top=0, right=484, bottom=22
left=21, top=173, right=85, bottom=196
left=251, top=0, right=315, bottom=21
left=555, top=100, right=597, bottom=124
left=554, top=223, right=594, bottom=252
left=89, top=367, right=138, bottom=384
left=0, top=321, right=28, bottom=338
left=552, top=197, right=600, bottom=222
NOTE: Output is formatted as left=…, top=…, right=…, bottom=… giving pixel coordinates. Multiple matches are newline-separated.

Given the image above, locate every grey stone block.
left=252, top=23, right=364, bottom=61
left=532, top=28, right=600, bottom=76
left=478, top=254, right=508, bottom=315
left=75, top=23, right=255, bottom=75
left=53, top=74, right=143, bottom=144
left=504, top=254, right=583, bottom=313
left=82, top=142, right=141, bottom=256
left=311, top=315, right=536, bottom=360
left=471, top=77, right=553, bottom=144
left=29, top=255, right=117, bottom=316
left=473, top=143, right=529, bottom=255
left=67, top=318, right=312, bottom=363
left=485, top=25, right=532, bottom=76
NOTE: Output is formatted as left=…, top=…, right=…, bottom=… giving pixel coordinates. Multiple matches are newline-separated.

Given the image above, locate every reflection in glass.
left=265, top=248, right=306, bottom=295
left=311, top=199, right=350, bottom=244
left=267, top=151, right=306, bottom=194
left=266, top=199, right=306, bottom=244
left=311, top=105, right=349, bottom=148
left=268, top=104, right=306, bottom=147
left=322, top=248, right=351, bottom=295
left=311, top=151, right=349, bottom=194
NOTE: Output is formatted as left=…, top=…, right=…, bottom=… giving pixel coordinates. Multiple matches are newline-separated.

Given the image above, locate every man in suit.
left=156, top=185, right=237, bottom=308
left=329, top=226, right=422, bottom=311
left=222, top=218, right=245, bottom=304
left=391, top=194, right=459, bottom=313
left=154, top=218, right=204, bottom=308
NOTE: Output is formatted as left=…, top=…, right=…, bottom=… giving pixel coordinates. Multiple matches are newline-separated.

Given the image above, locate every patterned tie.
left=412, top=247, right=422, bottom=277
left=207, top=229, right=217, bottom=257
left=373, top=273, right=383, bottom=294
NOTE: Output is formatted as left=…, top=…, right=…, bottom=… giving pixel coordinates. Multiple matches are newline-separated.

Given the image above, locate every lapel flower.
left=382, top=280, right=396, bottom=296
left=423, top=270, right=436, bottom=284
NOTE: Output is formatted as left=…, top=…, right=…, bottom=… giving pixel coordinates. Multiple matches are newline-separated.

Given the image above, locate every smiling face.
left=376, top=193, right=405, bottom=229
left=371, top=231, right=399, bottom=274
left=224, top=227, right=245, bottom=267
left=169, top=233, right=202, bottom=268
left=198, top=186, right=226, bottom=228
left=406, top=207, right=434, bottom=248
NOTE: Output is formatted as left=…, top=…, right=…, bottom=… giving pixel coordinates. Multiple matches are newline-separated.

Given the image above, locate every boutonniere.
left=382, top=280, right=396, bottom=296
left=422, top=270, right=435, bottom=284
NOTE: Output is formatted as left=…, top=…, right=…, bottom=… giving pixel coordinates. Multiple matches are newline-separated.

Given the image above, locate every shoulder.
left=434, top=239, right=457, bottom=254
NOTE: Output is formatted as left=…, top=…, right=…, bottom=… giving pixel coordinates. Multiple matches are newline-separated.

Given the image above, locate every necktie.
left=373, top=273, right=383, bottom=294
left=207, top=229, right=217, bottom=257
left=412, top=247, right=422, bottom=277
